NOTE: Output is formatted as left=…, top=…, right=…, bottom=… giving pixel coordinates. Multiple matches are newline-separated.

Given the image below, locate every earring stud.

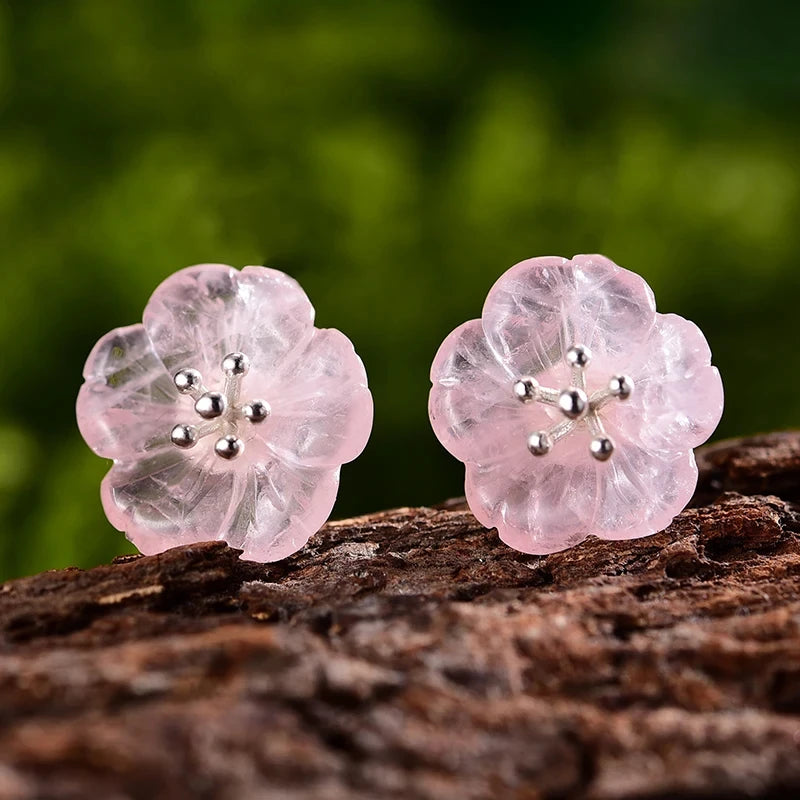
left=77, top=263, right=373, bottom=562
left=429, top=254, right=724, bottom=554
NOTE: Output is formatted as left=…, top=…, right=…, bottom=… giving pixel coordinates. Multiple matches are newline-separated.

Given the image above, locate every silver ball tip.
left=609, top=375, right=634, bottom=400
left=195, top=391, right=227, bottom=419
left=242, top=399, right=271, bottom=423
left=558, top=387, right=589, bottom=420
left=170, top=424, right=197, bottom=449
left=222, top=352, right=250, bottom=377
left=566, top=345, right=592, bottom=368
left=527, top=431, right=552, bottom=456
left=513, top=376, right=538, bottom=403
left=214, top=435, right=244, bottom=460
left=590, top=436, right=614, bottom=461
left=173, top=368, right=202, bottom=394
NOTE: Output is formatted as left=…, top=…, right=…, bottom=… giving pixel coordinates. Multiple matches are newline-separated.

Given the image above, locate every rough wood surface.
left=1, top=433, right=799, bottom=800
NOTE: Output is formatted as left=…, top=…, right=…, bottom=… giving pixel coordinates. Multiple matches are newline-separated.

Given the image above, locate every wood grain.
left=1, top=433, right=799, bottom=799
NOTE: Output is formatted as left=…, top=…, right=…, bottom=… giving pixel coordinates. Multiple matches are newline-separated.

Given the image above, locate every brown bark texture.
left=1, top=433, right=800, bottom=800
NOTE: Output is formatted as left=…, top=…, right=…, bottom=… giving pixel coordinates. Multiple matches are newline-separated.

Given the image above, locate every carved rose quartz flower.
left=429, top=255, right=724, bottom=554
left=77, top=264, right=373, bottom=562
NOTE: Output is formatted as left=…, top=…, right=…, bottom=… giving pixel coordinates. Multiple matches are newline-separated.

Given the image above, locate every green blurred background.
left=0, top=0, right=797, bottom=580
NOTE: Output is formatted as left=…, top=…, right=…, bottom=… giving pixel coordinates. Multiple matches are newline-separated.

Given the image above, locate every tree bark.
left=1, top=433, right=799, bottom=800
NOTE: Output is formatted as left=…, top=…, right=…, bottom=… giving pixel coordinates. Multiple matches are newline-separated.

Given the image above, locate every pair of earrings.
left=76, top=256, right=723, bottom=562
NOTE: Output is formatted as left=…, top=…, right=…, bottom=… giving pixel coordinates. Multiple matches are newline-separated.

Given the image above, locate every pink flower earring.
left=429, top=254, right=724, bottom=555
left=77, top=264, right=373, bottom=562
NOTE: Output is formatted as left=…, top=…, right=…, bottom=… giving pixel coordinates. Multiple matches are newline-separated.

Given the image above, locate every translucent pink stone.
left=429, top=254, right=724, bottom=554
left=77, top=264, right=373, bottom=561
left=246, top=328, right=375, bottom=468
left=77, top=324, right=180, bottom=460
left=143, top=264, right=316, bottom=378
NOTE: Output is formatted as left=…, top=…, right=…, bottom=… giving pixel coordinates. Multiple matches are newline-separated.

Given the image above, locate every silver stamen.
left=169, top=353, right=270, bottom=462
left=517, top=349, right=635, bottom=461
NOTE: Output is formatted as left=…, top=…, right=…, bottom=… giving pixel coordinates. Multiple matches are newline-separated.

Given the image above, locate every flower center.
left=512, top=344, right=633, bottom=462
left=169, top=352, right=270, bottom=460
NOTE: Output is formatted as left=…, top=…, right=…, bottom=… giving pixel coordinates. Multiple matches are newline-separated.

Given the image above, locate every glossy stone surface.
left=429, top=254, right=724, bottom=554
left=77, top=264, right=373, bottom=561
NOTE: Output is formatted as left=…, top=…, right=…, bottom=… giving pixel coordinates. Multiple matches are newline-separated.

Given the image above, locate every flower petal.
left=609, top=313, right=724, bottom=453
left=592, top=446, right=698, bottom=540
left=465, top=443, right=598, bottom=554
left=142, top=264, right=315, bottom=381
left=249, top=328, right=373, bottom=467
left=481, top=254, right=656, bottom=378
left=77, top=324, right=179, bottom=459
left=101, top=448, right=243, bottom=555
left=429, top=319, right=552, bottom=464
left=101, top=436, right=339, bottom=561
left=224, top=459, right=340, bottom=562
left=465, top=433, right=697, bottom=553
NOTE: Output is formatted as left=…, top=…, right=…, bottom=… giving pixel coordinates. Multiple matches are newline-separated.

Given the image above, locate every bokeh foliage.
left=0, top=0, right=797, bottom=579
